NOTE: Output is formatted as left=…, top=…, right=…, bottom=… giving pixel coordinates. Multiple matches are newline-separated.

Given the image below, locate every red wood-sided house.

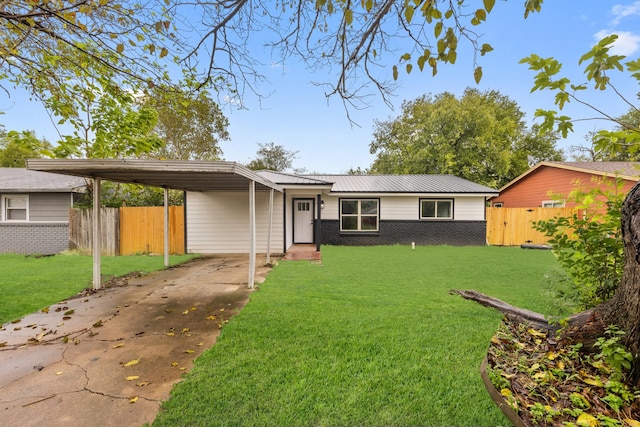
left=490, top=162, right=640, bottom=208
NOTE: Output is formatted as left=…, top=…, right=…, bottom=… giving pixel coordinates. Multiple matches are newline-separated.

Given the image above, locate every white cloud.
left=594, top=30, right=640, bottom=56
left=611, top=1, right=640, bottom=25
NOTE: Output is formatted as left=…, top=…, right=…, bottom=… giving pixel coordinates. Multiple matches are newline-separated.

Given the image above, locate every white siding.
left=379, top=196, right=418, bottom=220
left=187, top=190, right=284, bottom=254
left=453, top=196, right=486, bottom=220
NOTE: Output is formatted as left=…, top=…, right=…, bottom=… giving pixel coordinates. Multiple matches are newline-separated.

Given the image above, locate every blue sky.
left=1, top=1, right=640, bottom=174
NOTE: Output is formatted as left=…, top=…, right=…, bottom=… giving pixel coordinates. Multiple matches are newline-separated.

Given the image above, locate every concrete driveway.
left=0, top=255, right=272, bottom=427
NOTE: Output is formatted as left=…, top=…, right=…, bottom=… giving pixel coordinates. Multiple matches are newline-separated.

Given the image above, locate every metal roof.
left=0, top=167, right=87, bottom=192
left=303, top=174, right=498, bottom=194
left=26, top=159, right=283, bottom=192
left=257, top=170, right=333, bottom=186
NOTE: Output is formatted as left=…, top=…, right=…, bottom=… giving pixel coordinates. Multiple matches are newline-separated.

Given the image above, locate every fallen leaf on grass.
left=125, top=375, right=140, bottom=381
left=123, top=359, right=140, bottom=367
left=41, top=307, right=49, bottom=313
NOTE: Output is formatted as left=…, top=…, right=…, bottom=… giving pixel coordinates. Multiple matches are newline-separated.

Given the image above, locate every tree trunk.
left=601, top=180, right=640, bottom=386
left=455, top=181, right=640, bottom=388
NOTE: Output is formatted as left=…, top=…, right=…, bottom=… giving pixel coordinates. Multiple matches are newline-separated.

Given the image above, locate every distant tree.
left=369, top=88, right=564, bottom=188
left=0, top=130, right=52, bottom=167
left=143, top=85, right=230, bottom=161
left=246, top=142, right=299, bottom=172
left=347, top=166, right=370, bottom=175
left=569, top=109, right=640, bottom=162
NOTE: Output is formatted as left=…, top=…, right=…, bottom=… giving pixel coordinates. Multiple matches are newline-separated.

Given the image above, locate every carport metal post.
left=92, top=177, right=101, bottom=290
left=164, top=187, right=169, bottom=268
left=248, top=180, right=256, bottom=289
left=266, top=188, right=274, bottom=264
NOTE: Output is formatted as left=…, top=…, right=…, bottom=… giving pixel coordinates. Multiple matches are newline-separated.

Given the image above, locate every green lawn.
left=0, top=252, right=198, bottom=324
left=153, top=245, right=567, bottom=427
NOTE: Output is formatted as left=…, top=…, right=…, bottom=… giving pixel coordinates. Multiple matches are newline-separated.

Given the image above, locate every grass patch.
left=154, top=245, right=567, bottom=426
left=0, top=252, right=198, bottom=324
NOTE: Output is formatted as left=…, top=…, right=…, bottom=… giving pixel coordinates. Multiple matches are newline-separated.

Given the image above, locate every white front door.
left=293, top=199, right=314, bottom=243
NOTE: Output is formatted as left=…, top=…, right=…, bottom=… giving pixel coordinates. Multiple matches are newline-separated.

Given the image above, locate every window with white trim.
left=2, top=195, right=28, bottom=221
left=340, top=199, right=379, bottom=231
left=542, top=200, right=565, bottom=208
left=420, top=199, right=453, bottom=219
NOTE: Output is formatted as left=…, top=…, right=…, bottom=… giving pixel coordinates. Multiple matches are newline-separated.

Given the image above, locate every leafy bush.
left=533, top=177, right=625, bottom=309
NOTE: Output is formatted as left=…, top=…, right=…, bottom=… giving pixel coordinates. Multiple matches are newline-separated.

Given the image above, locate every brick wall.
left=320, top=220, right=487, bottom=246
left=0, top=223, right=70, bottom=255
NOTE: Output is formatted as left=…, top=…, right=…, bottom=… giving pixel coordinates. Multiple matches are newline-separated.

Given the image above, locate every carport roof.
left=26, top=159, right=283, bottom=192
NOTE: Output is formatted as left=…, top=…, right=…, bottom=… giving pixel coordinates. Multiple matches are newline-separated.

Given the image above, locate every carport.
left=26, top=159, right=283, bottom=289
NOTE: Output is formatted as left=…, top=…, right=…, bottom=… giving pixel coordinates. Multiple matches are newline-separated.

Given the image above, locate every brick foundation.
left=0, top=223, right=70, bottom=255
left=320, top=220, right=486, bottom=246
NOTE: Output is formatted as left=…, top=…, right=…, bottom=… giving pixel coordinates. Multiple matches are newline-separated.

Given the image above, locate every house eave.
left=26, top=159, right=284, bottom=193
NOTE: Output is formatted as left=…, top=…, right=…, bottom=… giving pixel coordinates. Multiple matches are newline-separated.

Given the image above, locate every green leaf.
left=344, top=9, right=353, bottom=25
left=404, top=5, right=414, bottom=23
left=392, top=65, right=398, bottom=81
left=473, top=66, right=483, bottom=83
left=116, top=44, right=124, bottom=54
left=434, top=21, right=443, bottom=38
left=483, top=0, right=495, bottom=13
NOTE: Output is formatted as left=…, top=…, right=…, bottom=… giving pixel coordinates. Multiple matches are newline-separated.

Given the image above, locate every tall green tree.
left=0, top=130, right=52, bottom=167
left=245, top=142, right=299, bottom=172
left=143, top=86, right=230, bottom=161
left=369, top=88, right=563, bottom=188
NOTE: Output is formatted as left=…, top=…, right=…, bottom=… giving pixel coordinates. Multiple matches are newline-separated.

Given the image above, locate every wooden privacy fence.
left=486, top=207, right=576, bottom=246
left=119, top=206, right=184, bottom=255
left=69, top=206, right=185, bottom=255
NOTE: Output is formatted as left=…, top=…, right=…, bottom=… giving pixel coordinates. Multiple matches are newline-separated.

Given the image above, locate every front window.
left=340, top=199, right=379, bottom=231
left=542, top=200, right=565, bottom=208
left=3, top=195, right=28, bottom=221
left=420, top=199, right=453, bottom=219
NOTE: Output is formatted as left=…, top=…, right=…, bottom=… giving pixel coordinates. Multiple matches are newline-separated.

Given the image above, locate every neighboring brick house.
left=490, top=162, right=640, bottom=208
left=0, top=168, right=87, bottom=254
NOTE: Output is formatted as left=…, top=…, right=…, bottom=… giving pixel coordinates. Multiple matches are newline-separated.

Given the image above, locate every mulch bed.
left=484, top=317, right=640, bottom=426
